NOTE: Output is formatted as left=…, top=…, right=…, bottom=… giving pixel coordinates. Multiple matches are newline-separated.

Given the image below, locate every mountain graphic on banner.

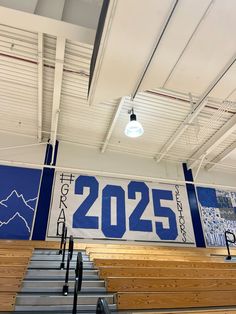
left=0, top=190, right=37, bottom=238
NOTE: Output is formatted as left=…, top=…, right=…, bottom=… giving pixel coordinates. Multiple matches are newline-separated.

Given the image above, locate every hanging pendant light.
left=125, top=108, right=144, bottom=138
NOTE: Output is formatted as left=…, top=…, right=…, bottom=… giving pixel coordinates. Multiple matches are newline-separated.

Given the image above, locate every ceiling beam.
left=33, top=0, right=40, bottom=14
left=0, top=6, right=95, bottom=45
left=188, top=113, right=236, bottom=169
left=50, top=37, right=66, bottom=164
left=0, top=142, right=46, bottom=151
left=131, top=0, right=179, bottom=100
left=162, top=0, right=214, bottom=88
left=35, top=0, right=66, bottom=21
left=155, top=53, right=236, bottom=163
left=193, top=153, right=206, bottom=181
left=205, top=141, right=236, bottom=171
left=37, top=32, right=43, bottom=142
left=101, top=97, right=126, bottom=153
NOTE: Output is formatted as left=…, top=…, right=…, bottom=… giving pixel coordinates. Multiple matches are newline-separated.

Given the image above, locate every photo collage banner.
left=197, top=187, right=236, bottom=247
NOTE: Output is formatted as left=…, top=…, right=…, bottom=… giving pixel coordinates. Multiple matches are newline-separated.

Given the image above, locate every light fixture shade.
left=125, top=113, right=144, bottom=138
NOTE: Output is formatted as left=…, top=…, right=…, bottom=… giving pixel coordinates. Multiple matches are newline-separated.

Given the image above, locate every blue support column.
left=32, top=141, right=58, bottom=240
left=183, top=163, right=206, bottom=247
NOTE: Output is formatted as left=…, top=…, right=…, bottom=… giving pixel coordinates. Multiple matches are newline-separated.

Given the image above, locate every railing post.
left=60, top=226, right=67, bottom=269
left=57, top=221, right=65, bottom=255
left=225, top=230, right=236, bottom=260
left=72, top=252, right=83, bottom=314
left=96, top=297, right=111, bottom=314
left=62, top=235, right=74, bottom=295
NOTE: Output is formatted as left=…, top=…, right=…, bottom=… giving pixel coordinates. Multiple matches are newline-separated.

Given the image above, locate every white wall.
left=195, top=167, right=236, bottom=190
left=0, top=133, right=46, bottom=167
left=1, top=135, right=234, bottom=190
left=57, top=142, right=236, bottom=190
left=56, top=142, right=184, bottom=182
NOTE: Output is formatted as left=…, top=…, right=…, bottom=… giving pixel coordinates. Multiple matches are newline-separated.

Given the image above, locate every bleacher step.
left=21, top=280, right=106, bottom=293
left=14, top=247, right=117, bottom=313
left=25, top=269, right=99, bottom=280
left=28, top=261, right=94, bottom=269
left=14, top=303, right=117, bottom=312
left=16, top=293, right=114, bottom=306
left=31, top=255, right=89, bottom=261
left=33, top=249, right=86, bottom=255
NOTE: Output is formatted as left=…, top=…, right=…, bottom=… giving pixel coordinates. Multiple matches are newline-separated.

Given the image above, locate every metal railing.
left=72, top=252, right=83, bottom=314
left=96, top=297, right=111, bottom=314
left=62, top=235, right=74, bottom=295
left=225, top=230, right=236, bottom=260
left=60, top=225, right=67, bottom=269
left=57, top=221, right=66, bottom=255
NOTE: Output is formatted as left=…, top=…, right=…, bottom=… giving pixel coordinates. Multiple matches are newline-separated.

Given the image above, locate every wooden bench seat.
left=99, top=266, right=236, bottom=279
left=0, top=249, right=32, bottom=257
left=94, top=258, right=236, bottom=269
left=0, top=256, right=30, bottom=266
left=0, top=266, right=26, bottom=278
left=0, top=293, right=16, bottom=311
left=131, top=310, right=236, bottom=314
left=106, top=277, right=236, bottom=292
left=86, top=247, right=212, bottom=256
left=85, top=243, right=236, bottom=256
left=0, top=240, right=87, bottom=250
left=116, top=291, right=236, bottom=310
left=84, top=242, right=232, bottom=251
left=0, top=278, right=22, bottom=292
left=90, top=253, right=224, bottom=262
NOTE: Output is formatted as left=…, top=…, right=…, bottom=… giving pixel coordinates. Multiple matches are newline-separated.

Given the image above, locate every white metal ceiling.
left=0, top=1, right=235, bottom=175
left=0, top=0, right=102, bottom=29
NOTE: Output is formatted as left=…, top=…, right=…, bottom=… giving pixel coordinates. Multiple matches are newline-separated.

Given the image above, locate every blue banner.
left=0, top=165, right=42, bottom=239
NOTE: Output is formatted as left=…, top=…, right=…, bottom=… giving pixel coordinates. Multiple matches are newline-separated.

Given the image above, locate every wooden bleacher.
left=86, top=244, right=236, bottom=312
left=0, top=246, right=32, bottom=311
left=0, top=240, right=236, bottom=312
left=99, top=266, right=236, bottom=278
left=0, top=240, right=75, bottom=311
left=131, top=311, right=236, bottom=314
left=0, top=240, right=96, bottom=311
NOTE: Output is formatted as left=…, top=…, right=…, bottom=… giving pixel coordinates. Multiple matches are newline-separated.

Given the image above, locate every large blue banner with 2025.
left=48, top=172, right=195, bottom=245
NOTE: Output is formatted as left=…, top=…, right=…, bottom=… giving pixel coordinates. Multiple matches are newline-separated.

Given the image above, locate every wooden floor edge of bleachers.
left=98, top=266, right=236, bottom=279
left=89, top=253, right=226, bottom=263
left=116, top=290, right=236, bottom=310
left=106, top=276, right=236, bottom=292
left=130, top=309, right=236, bottom=314
left=0, top=240, right=87, bottom=250
left=0, top=243, right=34, bottom=312
left=0, top=240, right=235, bottom=253
left=0, top=293, right=16, bottom=311
left=94, top=258, right=236, bottom=269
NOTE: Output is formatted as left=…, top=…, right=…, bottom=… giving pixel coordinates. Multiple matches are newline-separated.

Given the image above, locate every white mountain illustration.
left=0, top=190, right=37, bottom=235
left=0, top=212, right=31, bottom=232
left=0, top=190, right=35, bottom=211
